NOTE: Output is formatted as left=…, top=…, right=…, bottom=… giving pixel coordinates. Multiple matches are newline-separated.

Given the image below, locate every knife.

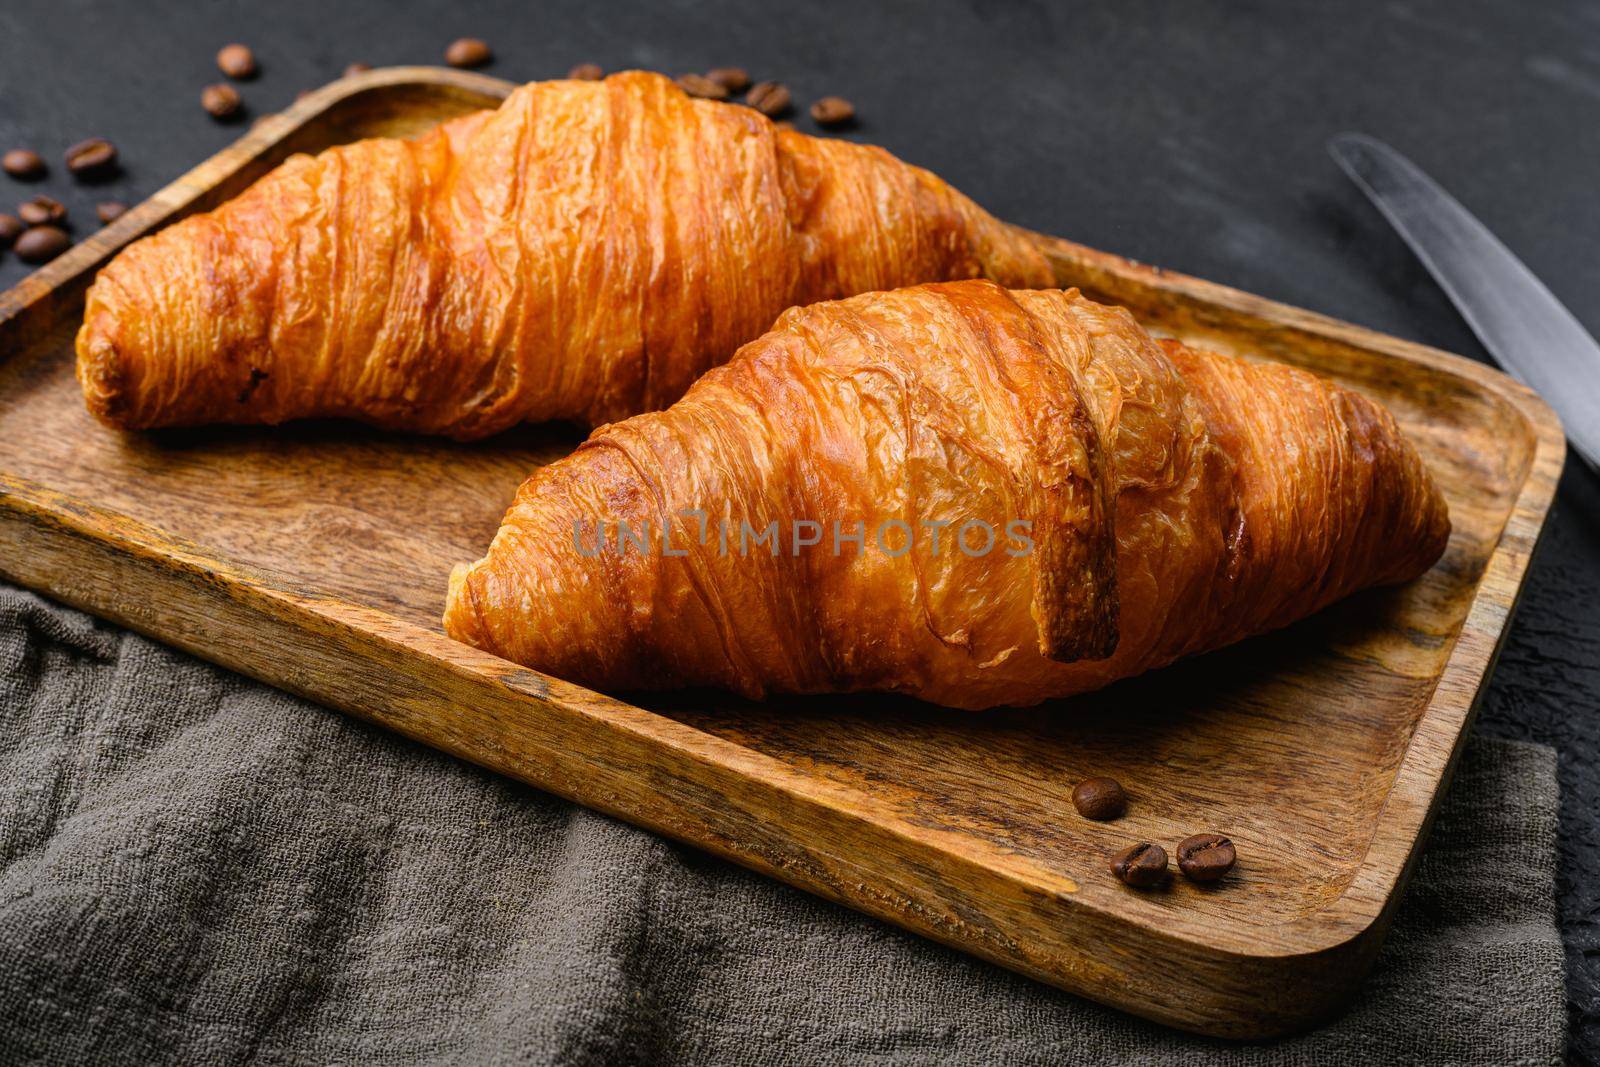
left=1328, top=132, right=1596, bottom=472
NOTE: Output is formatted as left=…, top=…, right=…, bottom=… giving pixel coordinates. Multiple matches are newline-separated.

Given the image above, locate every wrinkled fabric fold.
left=0, top=582, right=1566, bottom=1065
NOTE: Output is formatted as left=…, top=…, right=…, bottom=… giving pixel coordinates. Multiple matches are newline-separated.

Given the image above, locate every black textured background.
left=2, top=0, right=1597, bottom=1058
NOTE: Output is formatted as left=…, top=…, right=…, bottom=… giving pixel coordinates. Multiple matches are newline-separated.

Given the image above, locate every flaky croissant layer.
left=76, top=71, right=1050, bottom=438
left=444, top=281, right=1451, bottom=710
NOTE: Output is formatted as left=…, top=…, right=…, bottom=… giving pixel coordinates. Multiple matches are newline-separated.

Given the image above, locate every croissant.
left=443, top=280, right=1451, bottom=710
left=75, top=71, right=1051, bottom=438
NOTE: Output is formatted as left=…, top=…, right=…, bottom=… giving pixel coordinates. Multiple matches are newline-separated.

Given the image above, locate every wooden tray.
left=0, top=67, right=1564, bottom=1039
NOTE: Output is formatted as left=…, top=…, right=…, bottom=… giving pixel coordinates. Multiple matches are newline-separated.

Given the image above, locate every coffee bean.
left=201, top=83, right=243, bottom=120
left=217, top=43, right=258, bottom=80
left=706, top=67, right=751, bottom=93
left=18, top=195, right=66, bottom=227
left=14, top=225, right=70, bottom=264
left=343, top=62, right=373, bottom=77
left=445, top=38, right=492, bottom=69
left=1109, top=842, right=1169, bottom=888
left=1071, top=777, right=1127, bottom=821
left=810, top=95, right=856, bottom=127
left=2, top=149, right=46, bottom=180
left=96, top=201, right=128, bottom=225
left=676, top=73, right=729, bottom=101
left=64, top=138, right=118, bottom=181
left=745, top=81, right=792, bottom=117
left=567, top=63, right=603, bottom=81
left=1175, top=833, right=1236, bottom=882
left=0, top=213, right=21, bottom=248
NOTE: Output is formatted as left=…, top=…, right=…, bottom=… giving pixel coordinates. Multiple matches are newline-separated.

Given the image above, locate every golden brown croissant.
left=75, top=71, right=1050, bottom=438
left=443, top=280, right=1451, bottom=710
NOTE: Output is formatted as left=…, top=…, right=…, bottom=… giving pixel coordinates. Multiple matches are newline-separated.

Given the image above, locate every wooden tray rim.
left=0, top=65, right=1567, bottom=992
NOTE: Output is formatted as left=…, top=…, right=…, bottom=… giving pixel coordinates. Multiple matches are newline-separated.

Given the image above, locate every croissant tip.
left=443, top=561, right=476, bottom=634
left=445, top=559, right=506, bottom=663
left=75, top=328, right=132, bottom=429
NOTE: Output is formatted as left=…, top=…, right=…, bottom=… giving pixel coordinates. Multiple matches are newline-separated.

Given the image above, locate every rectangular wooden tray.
left=0, top=68, right=1564, bottom=1038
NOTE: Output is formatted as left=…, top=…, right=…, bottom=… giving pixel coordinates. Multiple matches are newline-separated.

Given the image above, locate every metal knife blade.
left=1329, top=132, right=1595, bottom=472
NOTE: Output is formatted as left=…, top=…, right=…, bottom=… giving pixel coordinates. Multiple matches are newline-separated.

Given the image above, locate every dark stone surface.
left=1, top=0, right=1596, bottom=1057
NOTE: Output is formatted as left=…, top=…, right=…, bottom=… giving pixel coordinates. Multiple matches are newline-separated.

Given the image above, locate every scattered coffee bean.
left=1071, top=777, right=1127, bottom=821
left=706, top=67, right=751, bottom=93
left=1175, top=833, right=1236, bottom=883
left=96, top=201, right=128, bottom=225
left=2, top=149, right=46, bottom=180
left=343, top=62, right=373, bottom=77
left=18, top=194, right=66, bottom=227
left=567, top=63, right=603, bottom=81
left=1109, top=842, right=1169, bottom=888
left=201, top=83, right=243, bottom=120
left=676, top=73, right=730, bottom=100
left=0, top=213, right=21, bottom=247
left=745, top=80, right=792, bottom=117
left=64, top=138, right=118, bottom=181
left=217, top=43, right=258, bottom=80
left=445, top=38, right=492, bottom=69
left=14, top=224, right=70, bottom=264
left=810, top=95, right=856, bottom=127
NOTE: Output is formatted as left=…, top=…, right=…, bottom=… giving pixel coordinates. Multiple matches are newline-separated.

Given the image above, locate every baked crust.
left=75, top=71, right=1050, bottom=438
left=444, top=281, right=1452, bottom=710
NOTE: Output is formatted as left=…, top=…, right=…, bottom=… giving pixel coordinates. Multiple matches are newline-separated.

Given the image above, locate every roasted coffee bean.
left=810, top=95, right=856, bottom=127
left=201, top=83, right=243, bottom=120
left=1109, top=842, right=1169, bottom=888
left=445, top=38, right=492, bottom=69
left=18, top=195, right=66, bottom=227
left=14, top=224, right=70, bottom=264
left=2, top=149, right=46, bottom=180
left=676, top=73, right=729, bottom=100
left=1071, top=777, right=1127, bottom=821
left=96, top=201, right=128, bottom=225
left=343, top=62, right=373, bottom=77
left=217, top=43, right=258, bottom=80
left=0, top=213, right=22, bottom=247
left=64, top=138, right=118, bottom=181
left=745, top=81, right=792, bottom=117
left=1175, top=833, right=1236, bottom=882
left=567, top=63, right=603, bottom=81
left=706, top=67, right=751, bottom=93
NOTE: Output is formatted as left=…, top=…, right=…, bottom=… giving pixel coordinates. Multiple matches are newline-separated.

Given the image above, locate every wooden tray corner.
left=0, top=68, right=1564, bottom=1039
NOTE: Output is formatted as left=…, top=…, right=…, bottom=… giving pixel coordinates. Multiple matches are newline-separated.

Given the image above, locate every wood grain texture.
left=0, top=68, right=1565, bottom=1038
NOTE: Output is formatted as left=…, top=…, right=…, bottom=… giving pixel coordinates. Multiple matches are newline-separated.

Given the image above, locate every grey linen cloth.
left=0, top=584, right=1566, bottom=1065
